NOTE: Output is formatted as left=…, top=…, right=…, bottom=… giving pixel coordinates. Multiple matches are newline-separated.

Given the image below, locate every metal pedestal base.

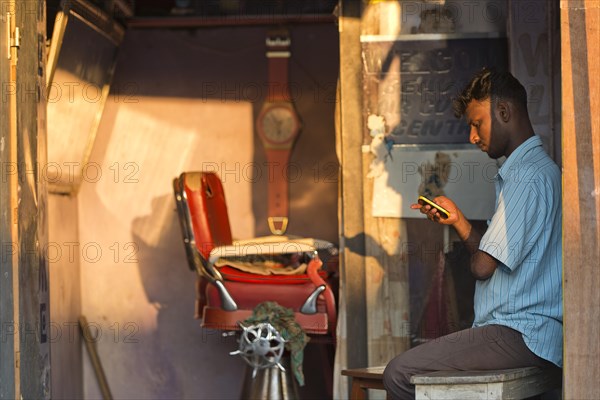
left=239, top=355, right=299, bottom=400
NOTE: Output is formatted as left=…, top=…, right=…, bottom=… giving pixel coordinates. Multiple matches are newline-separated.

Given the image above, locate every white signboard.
left=369, top=144, right=500, bottom=220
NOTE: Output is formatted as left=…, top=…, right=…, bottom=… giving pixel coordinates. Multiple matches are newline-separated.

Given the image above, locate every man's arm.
left=451, top=215, right=498, bottom=280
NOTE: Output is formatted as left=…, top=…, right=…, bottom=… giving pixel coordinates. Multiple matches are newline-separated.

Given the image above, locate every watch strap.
left=263, top=29, right=294, bottom=235
left=265, top=149, right=291, bottom=235
left=266, top=30, right=291, bottom=103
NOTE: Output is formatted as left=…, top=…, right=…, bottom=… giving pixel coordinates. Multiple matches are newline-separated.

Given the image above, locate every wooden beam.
left=0, top=2, right=18, bottom=398
left=561, top=0, right=600, bottom=398
left=126, top=14, right=336, bottom=29
left=338, top=0, right=367, bottom=379
left=360, top=0, right=410, bottom=372
left=12, top=0, right=51, bottom=398
left=362, top=150, right=410, bottom=367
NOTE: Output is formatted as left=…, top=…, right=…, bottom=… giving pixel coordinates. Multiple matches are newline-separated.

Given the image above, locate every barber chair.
left=172, top=172, right=337, bottom=397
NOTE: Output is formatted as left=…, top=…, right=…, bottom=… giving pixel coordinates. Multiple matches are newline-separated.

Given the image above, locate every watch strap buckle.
left=266, top=34, right=291, bottom=58
left=266, top=37, right=291, bottom=48
left=268, top=217, right=289, bottom=235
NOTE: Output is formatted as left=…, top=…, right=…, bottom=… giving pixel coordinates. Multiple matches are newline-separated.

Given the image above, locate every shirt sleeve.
left=479, top=181, right=546, bottom=272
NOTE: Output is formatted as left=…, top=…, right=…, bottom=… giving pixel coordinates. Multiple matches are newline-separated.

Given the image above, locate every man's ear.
left=496, top=101, right=511, bottom=123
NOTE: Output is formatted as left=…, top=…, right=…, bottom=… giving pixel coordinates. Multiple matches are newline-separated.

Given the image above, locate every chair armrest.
left=305, top=257, right=337, bottom=336
left=190, top=246, right=237, bottom=311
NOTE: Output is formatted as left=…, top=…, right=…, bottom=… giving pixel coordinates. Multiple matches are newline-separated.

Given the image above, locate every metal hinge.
left=6, top=12, right=20, bottom=60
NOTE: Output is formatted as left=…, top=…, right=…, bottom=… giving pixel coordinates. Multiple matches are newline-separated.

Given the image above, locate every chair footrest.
left=201, top=306, right=329, bottom=335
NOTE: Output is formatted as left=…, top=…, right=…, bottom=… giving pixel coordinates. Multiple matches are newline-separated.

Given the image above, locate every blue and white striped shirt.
left=474, top=135, right=563, bottom=367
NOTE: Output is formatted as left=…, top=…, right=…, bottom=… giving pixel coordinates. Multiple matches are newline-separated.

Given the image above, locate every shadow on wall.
left=131, top=194, right=244, bottom=399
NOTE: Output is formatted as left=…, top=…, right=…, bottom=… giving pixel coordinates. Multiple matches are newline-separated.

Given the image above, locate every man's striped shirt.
left=475, top=135, right=563, bottom=367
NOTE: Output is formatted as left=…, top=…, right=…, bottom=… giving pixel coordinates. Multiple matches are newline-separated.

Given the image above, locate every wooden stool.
left=341, top=366, right=561, bottom=400
left=410, top=367, right=562, bottom=400
left=341, top=366, right=387, bottom=400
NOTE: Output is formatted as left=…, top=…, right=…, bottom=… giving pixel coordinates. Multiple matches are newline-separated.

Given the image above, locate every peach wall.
left=76, top=25, right=339, bottom=399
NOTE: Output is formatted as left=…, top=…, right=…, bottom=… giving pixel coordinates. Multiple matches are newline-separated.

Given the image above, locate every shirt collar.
left=497, top=135, right=543, bottom=180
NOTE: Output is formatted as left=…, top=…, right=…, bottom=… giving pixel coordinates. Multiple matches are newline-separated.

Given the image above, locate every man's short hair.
left=452, top=68, right=528, bottom=118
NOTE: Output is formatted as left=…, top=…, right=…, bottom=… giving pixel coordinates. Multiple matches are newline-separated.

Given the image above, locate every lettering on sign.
left=362, top=37, right=508, bottom=144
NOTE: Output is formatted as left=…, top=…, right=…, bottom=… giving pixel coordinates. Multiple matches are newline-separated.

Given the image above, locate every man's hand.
left=411, top=195, right=498, bottom=279
left=411, top=196, right=461, bottom=225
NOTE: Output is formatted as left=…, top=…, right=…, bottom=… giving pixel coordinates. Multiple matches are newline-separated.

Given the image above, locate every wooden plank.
left=502, top=369, right=562, bottom=399
left=341, top=365, right=386, bottom=380
left=360, top=2, right=411, bottom=374
left=48, top=195, right=83, bottom=399
left=0, top=3, right=17, bottom=399
left=337, top=1, right=368, bottom=399
left=414, top=376, right=559, bottom=400
left=415, top=383, right=493, bottom=400
left=413, top=367, right=561, bottom=400
left=14, top=0, right=51, bottom=398
left=561, top=0, right=600, bottom=399
left=338, top=0, right=368, bottom=377
left=410, top=367, right=559, bottom=384
left=363, top=152, right=410, bottom=367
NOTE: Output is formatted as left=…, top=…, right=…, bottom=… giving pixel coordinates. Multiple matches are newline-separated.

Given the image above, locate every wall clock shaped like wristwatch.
left=256, top=29, right=301, bottom=235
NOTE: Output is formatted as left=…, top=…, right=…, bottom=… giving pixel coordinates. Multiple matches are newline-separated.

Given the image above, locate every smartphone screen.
left=417, top=195, right=450, bottom=219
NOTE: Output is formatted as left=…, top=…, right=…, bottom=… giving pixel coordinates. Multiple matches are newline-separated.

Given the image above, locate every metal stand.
left=239, top=355, right=299, bottom=400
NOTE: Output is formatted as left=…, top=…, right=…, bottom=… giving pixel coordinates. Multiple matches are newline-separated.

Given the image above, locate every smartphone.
left=417, top=195, right=450, bottom=219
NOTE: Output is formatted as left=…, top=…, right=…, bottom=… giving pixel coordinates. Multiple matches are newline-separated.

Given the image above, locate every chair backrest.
left=180, top=172, right=233, bottom=259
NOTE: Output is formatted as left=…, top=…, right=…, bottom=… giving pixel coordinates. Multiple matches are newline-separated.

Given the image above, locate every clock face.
left=258, top=105, right=300, bottom=145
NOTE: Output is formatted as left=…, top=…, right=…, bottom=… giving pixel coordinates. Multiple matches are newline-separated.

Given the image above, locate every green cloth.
left=243, top=301, right=310, bottom=386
